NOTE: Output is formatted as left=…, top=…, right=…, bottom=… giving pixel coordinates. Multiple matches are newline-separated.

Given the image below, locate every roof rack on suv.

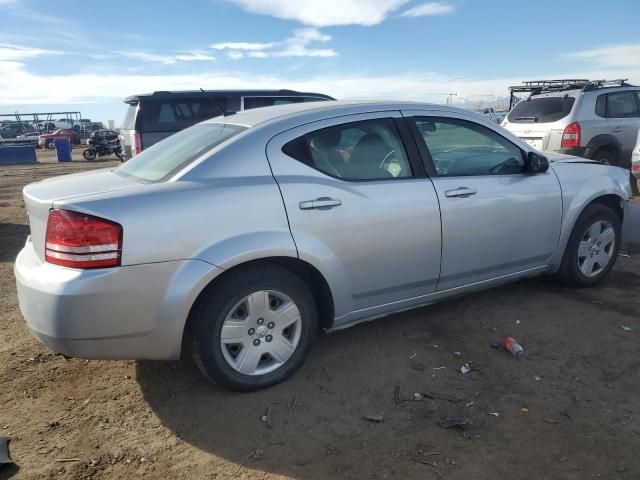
left=582, top=79, right=631, bottom=92
left=507, top=79, right=590, bottom=109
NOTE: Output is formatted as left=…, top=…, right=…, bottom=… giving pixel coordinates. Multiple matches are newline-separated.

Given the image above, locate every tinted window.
left=116, top=123, right=246, bottom=182
left=243, top=96, right=303, bottom=110
left=603, top=91, right=640, bottom=118
left=595, top=95, right=607, bottom=117
left=507, top=96, right=576, bottom=123
left=413, top=117, right=524, bottom=176
left=282, top=118, right=412, bottom=180
left=138, top=99, right=222, bottom=132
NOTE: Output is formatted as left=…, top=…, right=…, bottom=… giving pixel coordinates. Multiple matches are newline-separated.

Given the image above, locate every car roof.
left=202, top=100, right=466, bottom=129
left=124, top=89, right=335, bottom=104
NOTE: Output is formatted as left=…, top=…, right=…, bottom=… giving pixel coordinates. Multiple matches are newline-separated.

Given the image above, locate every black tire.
left=592, top=149, right=617, bottom=166
left=83, top=148, right=97, bottom=161
left=46, top=140, right=55, bottom=150
left=555, top=203, right=621, bottom=287
left=630, top=174, right=639, bottom=196
left=191, top=264, right=318, bottom=391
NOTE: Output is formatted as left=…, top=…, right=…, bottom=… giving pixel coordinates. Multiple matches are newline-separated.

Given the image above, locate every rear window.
left=115, top=123, right=246, bottom=182
left=507, top=96, right=576, bottom=123
left=137, top=99, right=223, bottom=132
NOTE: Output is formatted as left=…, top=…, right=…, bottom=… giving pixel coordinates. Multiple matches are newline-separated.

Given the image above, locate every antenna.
left=199, top=88, right=230, bottom=117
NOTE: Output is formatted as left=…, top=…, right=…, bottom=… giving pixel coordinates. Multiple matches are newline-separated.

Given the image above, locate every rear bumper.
left=15, top=239, right=222, bottom=360
left=632, top=155, right=640, bottom=179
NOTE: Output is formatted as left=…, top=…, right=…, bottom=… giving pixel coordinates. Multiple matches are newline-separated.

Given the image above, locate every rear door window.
left=507, top=96, right=576, bottom=123
left=138, top=99, right=222, bottom=132
left=601, top=91, right=640, bottom=118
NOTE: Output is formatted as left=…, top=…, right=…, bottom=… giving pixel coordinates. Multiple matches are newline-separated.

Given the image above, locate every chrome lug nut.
left=266, top=335, right=273, bottom=342
left=248, top=328, right=255, bottom=335
left=257, top=318, right=264, bottom=325
left=253, top=338, right=260, bottom=346
left=267, top=322, right=275, bottom=329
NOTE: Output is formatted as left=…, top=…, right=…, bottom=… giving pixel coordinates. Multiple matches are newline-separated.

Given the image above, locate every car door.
left=266, top=112, right=442, bottom=324
left=602, top=90, right=640, bottom=162
left=404, top=110, right=562, bottom=291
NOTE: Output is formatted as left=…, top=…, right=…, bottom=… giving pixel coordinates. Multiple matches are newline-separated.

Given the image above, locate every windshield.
left=116, top=122, right=246, bottom=182
left=507, top=96, right=576, bottom=123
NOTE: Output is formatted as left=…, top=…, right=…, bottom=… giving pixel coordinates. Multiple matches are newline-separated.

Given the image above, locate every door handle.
left=445, top=187, right=477, bottom=198
left=299, top=197, right=342, bottom=210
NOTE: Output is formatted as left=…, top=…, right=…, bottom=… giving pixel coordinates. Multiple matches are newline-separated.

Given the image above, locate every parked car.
left=482, top=107, right=506, bottom=124
left=502, top=79, right=640, bottom=194
left=38, top=129, right=75, bottom=149
left=632, top=126, right=640, bottom=183
left=16, top=131, right=40, bottom=141
left=0, top=122, right=36, bottom=139
left=119, top=89, right=334, bottom=159
left=15, top=101, right=631, bottom=391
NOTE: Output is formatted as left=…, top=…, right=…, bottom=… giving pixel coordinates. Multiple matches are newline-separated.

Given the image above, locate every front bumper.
left=15, top=239, right=222, bottom=360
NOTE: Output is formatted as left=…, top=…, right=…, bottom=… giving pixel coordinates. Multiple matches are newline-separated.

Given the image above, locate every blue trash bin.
left=54, top=138, right=72, bottom=162
left=0, top=144, right=37, bottom=165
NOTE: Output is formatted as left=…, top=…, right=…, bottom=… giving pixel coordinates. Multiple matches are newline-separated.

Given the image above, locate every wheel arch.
left=586, top=134, right=622, bottom=160
left=181, top=256, right=336, bottom=357
left=550, top=192, right=625, bottom=273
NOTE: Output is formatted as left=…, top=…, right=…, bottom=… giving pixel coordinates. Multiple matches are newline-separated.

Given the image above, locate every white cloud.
left=210, top=42, right=275, bottom=51
left=226, top=0, right=409, bottom=26
left=216, top=28, right=336, bottom=60
left=2, top=54, right=638, bottom=107
left=0, top=43, right=63, bottom=61
left=400, top=2, right=454, bottom=17
left=116, top=50, right=215, bottom=65
left=565, top=43, right=640, bottom=69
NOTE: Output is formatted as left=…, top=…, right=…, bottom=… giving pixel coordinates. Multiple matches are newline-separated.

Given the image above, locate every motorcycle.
left=83, top=137, right=125, bottom=162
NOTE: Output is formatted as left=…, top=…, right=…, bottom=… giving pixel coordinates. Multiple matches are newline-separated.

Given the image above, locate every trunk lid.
left=23, top=168, right=140, bottom=261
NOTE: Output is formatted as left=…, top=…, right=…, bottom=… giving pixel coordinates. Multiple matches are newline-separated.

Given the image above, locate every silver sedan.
left=15, top=101, right=632, bottom=391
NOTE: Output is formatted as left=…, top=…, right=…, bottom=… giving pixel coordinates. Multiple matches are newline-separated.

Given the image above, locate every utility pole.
left=446, top=93, right=458, bottom=105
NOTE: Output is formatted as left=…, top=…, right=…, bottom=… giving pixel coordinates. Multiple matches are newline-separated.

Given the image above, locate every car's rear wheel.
left=556, top=203, right=620, bottom=287
left=191, top=264, right=318, bottom=391
left=592, top=149, right=617, bottom=166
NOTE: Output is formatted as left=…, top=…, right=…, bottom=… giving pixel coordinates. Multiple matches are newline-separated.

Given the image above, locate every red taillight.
left=561, top=122, right=581, bottom=149
left=45, top=209, right=122, bottom=269
left=633, top=165, right=640, bottom=172
left=132, top=131, right=142, bottom=156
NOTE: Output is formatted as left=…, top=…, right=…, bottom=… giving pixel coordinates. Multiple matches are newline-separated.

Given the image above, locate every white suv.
left=503, top=80, right=640, bottom=194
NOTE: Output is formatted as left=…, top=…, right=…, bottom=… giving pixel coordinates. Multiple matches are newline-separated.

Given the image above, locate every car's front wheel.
left=191, top=264, right=318, bottom=391
left=556, top=203, right=620, bottom=287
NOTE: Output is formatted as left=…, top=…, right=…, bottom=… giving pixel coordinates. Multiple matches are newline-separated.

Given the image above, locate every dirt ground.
left=1, top=158, right=639, bottom=480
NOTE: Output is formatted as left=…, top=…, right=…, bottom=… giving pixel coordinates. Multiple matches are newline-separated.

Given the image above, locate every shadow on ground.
left=0, top=224, right=29, bottom=263
left=137, top=265, right=640, bottom=479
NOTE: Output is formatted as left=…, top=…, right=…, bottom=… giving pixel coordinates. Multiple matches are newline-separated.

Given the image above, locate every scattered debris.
left=55, top=458, right=81, bottom=463
left=490, top=341, right=502, bottom=350
left=364, top=414, right=384, bottom=423
left=618, top=253, right=631, bottom=258
left=45, top=420, right=60, bottom=431
left=0, top=438, right=12, bottom=467
left=393, top=385, right=403, bottom=406
left=460, top=364, right=471, bottom=375
left=438, top=417, right=471, bottom=429
left=515, top=320, right=521, bottom=325
left=520, top=407, right=529, bottom=413
left=617, top=465, right=626, bottom=472
left=412, top=363, right=426, bottom=372
left=261, top=407, right=273, bottom=429
left=432, top=366, right=446, bottom=370
left=288, top=393, right=297, bottom=414
left=408, top=353, right=417, bottom=359
left=621, top=325, right=632, bottom=331
left=487, top=412, right=500, bottom=417
left=420, top=391, right=464, bottom=403
left=543, top=418, right=559, bottom=424
left=503, top=336, right=524, bottom=357
left=533, top=375, right=541, bottom=381
left=465, top=402, right=475, bottom=408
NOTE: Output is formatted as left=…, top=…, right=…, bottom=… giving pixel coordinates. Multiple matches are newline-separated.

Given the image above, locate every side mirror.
left=527, top=151, right=549, bottom=173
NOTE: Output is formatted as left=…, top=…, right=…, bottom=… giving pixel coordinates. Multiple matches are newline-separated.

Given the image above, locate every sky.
left=0, top=0, right=639, bottom=126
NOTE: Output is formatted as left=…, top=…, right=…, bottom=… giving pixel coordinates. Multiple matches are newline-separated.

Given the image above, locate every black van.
left=119, top=89, right=334, bottom=159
